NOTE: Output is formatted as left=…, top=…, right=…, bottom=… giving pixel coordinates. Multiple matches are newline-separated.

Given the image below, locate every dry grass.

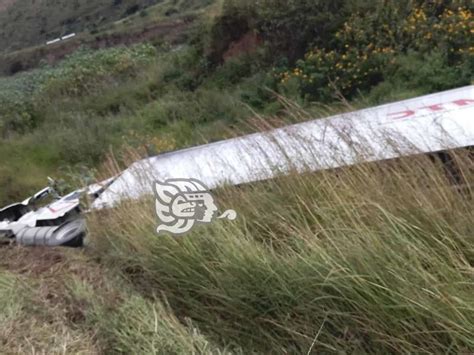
left=0, top=245, right=230, bottom=354
left=0, top=247, right=101, bottom=354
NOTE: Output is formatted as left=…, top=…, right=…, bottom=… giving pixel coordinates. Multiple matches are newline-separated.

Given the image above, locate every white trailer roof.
left=92, top=85, right=474, bottom=209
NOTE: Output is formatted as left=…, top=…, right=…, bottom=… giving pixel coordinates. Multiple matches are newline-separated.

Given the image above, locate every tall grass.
left=64, top=272, right=234, bottom=354
left=88, top=116, right=474, bottom=353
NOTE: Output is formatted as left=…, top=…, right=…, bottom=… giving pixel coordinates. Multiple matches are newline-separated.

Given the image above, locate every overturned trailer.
left=1, top=86, right=472, bottom=247
left=92, top=85, right=474, bottom=210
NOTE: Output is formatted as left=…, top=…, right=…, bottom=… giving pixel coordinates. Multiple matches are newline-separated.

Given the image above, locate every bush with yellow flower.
left=273, top=2, right=472, bottom=101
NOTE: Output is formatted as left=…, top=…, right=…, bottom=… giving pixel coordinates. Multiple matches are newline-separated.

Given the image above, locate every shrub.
left=385, top=50, right=472, bottom=93
left=275, top=2, right=473, bottom=101
left=0, top=70, right=48, bottom=136
left=211, top=54, right=262, bottom=88
left=44, top=113, right=115, bottom=165
left=40, top=44, right=157, bottom=97
left=253, top=0, right=347, bottom=61
left=212, top=0, right=347, bottom=64
left=0, top=44, right=157, bottom=136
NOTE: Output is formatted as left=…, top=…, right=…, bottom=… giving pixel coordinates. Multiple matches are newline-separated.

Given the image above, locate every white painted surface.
left=92, top=85, right=474, bottom=209
left=61, top=33, right=76, bottom=40
left=46, top=38, right=61, bottom=45
left=46, top=33, right=76, bottom=46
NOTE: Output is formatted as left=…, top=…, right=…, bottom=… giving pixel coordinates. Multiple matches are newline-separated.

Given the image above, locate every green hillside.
left=0, top=0, right=215, bottom=75
left=0, top=0, right=471, bottom=205
left=0, top=0, right=163, bottom=52
left=0, top=0, right=473, bottom=353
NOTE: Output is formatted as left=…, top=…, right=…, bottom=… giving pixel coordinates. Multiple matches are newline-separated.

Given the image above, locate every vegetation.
left=0, top=248, right=225, bottom=353
left=0, top=0, right=162, bottom=52
left=273, top=3, right=473, bottom=101
left=88, top=146, right=474, bottom=353
left=2, top=113, right=473, bottom=354
left=0, top=0, right=473, bottom=353
left=0, top=0, right=472, bottom=205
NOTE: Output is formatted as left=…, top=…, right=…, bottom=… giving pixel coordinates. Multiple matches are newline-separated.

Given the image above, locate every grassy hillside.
left=0, top=0, right=162, bottom=52
left=0, top=0, right=216, bottom=75
left=0, top=1, right=473, bottom=353
left=2, top=144, right=473, bottom=353
left=0, top=0, right=471, bottom=205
